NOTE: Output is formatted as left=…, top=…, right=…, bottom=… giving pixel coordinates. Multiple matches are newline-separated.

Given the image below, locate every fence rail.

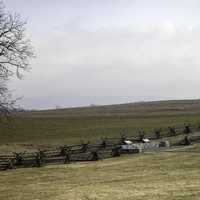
left=0, top=123, right=200, bottom=171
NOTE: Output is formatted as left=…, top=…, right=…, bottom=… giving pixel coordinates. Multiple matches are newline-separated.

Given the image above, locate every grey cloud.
left=4, top=0, right=200, bottom=109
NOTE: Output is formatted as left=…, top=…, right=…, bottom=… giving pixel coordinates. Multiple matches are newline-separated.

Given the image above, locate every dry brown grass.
left=0, top=144, right=200, bottom=200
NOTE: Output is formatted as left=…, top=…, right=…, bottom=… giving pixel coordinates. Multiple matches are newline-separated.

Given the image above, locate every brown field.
left=1, top=99, right=200, bottom=200
left=0, top=144, right=200, bottom=200
left=1, top=99, right=200, bottom=153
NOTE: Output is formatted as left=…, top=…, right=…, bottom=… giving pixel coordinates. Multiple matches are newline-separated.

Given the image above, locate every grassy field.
left=0, top=144, right=200, bottom=200
left=1, top=99, right=200, bottom=153
left=1, top=99, right=200, bottom=199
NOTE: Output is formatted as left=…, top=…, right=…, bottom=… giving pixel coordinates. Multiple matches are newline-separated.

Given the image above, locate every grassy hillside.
left=1, top=99, right=200, bottom=200
left=1, top=144, right=200, bottom=200
left=1, top=99, right=200, bottom=152
left=22, top=99, right=200, bottom=117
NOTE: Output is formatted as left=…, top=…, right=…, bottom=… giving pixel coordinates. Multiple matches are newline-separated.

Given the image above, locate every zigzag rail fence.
left=1, top=123, right=200, bottom=171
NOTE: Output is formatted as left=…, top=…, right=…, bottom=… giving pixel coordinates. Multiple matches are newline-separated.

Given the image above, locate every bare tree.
left=0, top=1, right=34, bottom=121
left=0, top=81, right=15, bottom=122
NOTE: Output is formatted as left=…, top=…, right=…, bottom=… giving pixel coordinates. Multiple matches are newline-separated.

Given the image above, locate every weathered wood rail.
left=0, top=123, right=199, bottom=171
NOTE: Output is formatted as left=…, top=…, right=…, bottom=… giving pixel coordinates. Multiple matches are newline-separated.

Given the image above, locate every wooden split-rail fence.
left=0, top=123, right=200, bottom=171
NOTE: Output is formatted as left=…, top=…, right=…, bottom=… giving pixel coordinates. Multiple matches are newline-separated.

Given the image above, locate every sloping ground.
left=0, top=143, right=200, bottom=200
left=0, top=127, right=199, bottom=171
left=21, top=99, right=200, bottom=117
left=1, top=99, right=200, bottom=152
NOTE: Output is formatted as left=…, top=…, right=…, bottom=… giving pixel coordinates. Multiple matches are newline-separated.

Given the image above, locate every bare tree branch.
left=0, top=1, right=34, bottom=121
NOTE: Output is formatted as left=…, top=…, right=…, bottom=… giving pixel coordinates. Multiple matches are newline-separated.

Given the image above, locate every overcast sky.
left=3, top=0, right=200, bottom=109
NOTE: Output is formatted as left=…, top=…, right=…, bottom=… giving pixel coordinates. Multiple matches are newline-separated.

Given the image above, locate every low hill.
left=23, top=99, right=200, bottom=117
left=1, top=99, right=200, bottom=152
